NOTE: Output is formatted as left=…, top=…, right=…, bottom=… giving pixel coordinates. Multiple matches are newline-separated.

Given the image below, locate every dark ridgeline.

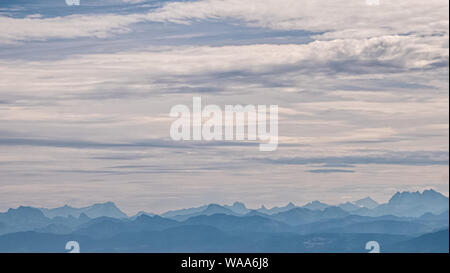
left=0, top=189, right=448, bottom=253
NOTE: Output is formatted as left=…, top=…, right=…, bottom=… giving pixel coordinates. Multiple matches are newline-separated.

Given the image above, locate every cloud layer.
left=0, top=0, right=448, bottom=213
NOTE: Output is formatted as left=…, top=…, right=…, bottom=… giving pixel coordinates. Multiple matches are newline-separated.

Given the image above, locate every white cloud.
left=1, top=35, right=446, bottom=96
left=0, top=0, right=448, bottom=211
left=146, top=0, right=449, bottom=39
left=0, top=13, right=142, bottom=44
left=0, top=0, right=447, bottom=44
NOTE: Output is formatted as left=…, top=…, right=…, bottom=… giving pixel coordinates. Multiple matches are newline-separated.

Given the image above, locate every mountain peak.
left=85, top=202, right=128, bottom=218
left=6, top=206, right=47, bottom=219
left=423, top=189, right=440, bottom=196
left=232, top=202, right=246, bottom=207
left=389, top=189, right=447, bottom=204
left=39, top=201, right=127, bottom=219
left=381, top=189, right=449, bottom=217
left=287, top=202, right=295, bottom=208
left=302, top=200, right=329, bottom=211
left=354, top=197, right=379, bottom=209
left=338, top=202, right=361, bottom=212
left=226, top=202, right=249, bottom=214
left=206, top=204, right=223, bottom=209
left=78, top=213, right=90, bottom=221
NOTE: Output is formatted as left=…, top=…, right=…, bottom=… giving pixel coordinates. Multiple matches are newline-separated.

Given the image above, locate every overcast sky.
left=0, top=0, right=448, bottom=215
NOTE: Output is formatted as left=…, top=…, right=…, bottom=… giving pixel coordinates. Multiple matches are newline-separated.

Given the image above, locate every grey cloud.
left=335, top=138, right=407, bottom=144
left=259, top=151, right=449, bottom=166
left=0, top=137, right=180, bottom=149
left=307, top=169, right=355, bottom=173
left=0, top=137, right=276, bottom=150
left=90, top=154, right=153, bottom=161
left=0, top=0, right=448, bottom=212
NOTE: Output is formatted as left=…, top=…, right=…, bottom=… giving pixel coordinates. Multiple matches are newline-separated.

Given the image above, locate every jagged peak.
left=356, top=197, right=377, bottom=202
left=7, top=206, right=45, bottom=217
left=232, top=201, right=247, bottom=207
left=389, top=188, right=446, bottom=202
left=206, top=203, right=223, bottom=209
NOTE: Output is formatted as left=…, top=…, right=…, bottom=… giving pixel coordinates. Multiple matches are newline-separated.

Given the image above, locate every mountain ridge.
left=39, top=202, right=128, bottom=219
left=0, top=189, right=448, bottom=252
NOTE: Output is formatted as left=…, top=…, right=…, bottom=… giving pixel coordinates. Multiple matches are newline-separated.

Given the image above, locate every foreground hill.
left=1, top=228, right=447, bottom=253
left=385, top=229, right=449, bottom=253
left=0, top=228, right=414, bottom=253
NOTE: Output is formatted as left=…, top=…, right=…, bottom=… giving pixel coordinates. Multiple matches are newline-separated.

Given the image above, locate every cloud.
left=261, top=151, right=449, bottom=166
left=307, top=169, right=355, bottom=173
left=122, top=0, right=148, bottom=3
left=0, top=0, right=448, bottom=212
left=1, top=35, right=446, bottom=97
left=0, top=0, right=447, bottom=44
left=0, top=13, right=145, bottom=44
left=0, top=137, right=180, bottom=149
left=0, top=136, right=266, bottom=150
left=147, top=0, right=449, bottom=38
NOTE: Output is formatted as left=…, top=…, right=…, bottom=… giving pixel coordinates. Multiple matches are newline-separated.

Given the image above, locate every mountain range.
left=39, top=202, right=128, bottom=219
left=0, top=189, right=448, bottom=252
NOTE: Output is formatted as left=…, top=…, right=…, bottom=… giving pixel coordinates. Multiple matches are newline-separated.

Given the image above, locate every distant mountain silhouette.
left=100, top=225, right=237, bottom=253
left=169, top=204, right=240, bottom=221
left=270, top=206, right=349, bottom=226
left=354, top=197, right=379, bottom=209
left=0, top=206, right=91, bottom=235
left=40, top=202, right=127, bottom=219
left=74, top=215, right=178, bottom=239
left=358, top=189, right=449, bottom=217
left=0, top=188, right=448, bottom=252
left=245, top=210, right=271, bottom=218
left=297, top=215, right=401, bottom=234
left=0, top=206, right=49, bottom=235
left=161, top=205, right=207, bottom=219
left=257, top=203, right=297, bottom=215
left=336, top=198, right=379, bottom=212
left=129, top=211, right=156, bottom=220
left=414, top=210, right=450, bottom=234
left=338, top=202, right=361, bottom=212
left=183, top=214, right=291, bottom=233
left=224, top=202, right=249, bottom=214
left=302, top=201, right=329, bottom=211
left=321, top=220, right=434, bottom=235
left=156, top=189, right=447, bottom=219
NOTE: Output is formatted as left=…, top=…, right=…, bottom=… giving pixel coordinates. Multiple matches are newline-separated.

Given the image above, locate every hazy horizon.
left=2, top=188, right=448, bottom=216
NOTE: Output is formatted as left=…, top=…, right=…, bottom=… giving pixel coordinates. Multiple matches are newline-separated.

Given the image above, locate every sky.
left=0, top=0, right=448, bottom=215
